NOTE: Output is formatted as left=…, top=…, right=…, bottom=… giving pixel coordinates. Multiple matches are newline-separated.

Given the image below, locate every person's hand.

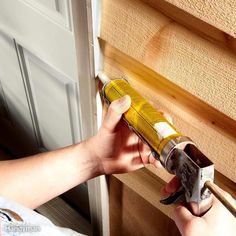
left=161, top=178, right=236, bottom=236
left=87, top=95, right=161, bottom=175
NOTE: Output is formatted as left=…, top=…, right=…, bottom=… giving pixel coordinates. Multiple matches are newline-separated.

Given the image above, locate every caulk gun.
left=98, top=72, right=236, bottom=217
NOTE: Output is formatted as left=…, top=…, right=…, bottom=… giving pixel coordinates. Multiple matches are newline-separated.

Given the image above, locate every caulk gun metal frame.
left=159, top=136, right=214, bottom=215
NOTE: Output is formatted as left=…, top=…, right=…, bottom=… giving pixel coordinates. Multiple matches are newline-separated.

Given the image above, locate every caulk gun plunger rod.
left=204, top=181, right=236, bottom=217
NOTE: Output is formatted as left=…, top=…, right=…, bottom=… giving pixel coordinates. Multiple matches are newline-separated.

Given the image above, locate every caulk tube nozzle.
left=98, top=72, right=111, bottom=84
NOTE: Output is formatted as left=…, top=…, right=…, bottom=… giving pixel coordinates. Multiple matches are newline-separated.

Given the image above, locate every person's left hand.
left=161, top=177, right=236, bottom=236
left=87, top=95, right=161, bottom=175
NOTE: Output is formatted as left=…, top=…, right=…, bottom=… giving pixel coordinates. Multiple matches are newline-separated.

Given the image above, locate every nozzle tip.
left=98, top=72, right=110, bottom=84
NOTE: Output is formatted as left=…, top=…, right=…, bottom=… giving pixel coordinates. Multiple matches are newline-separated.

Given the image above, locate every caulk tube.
left=97, top=72, right=193, bottom=167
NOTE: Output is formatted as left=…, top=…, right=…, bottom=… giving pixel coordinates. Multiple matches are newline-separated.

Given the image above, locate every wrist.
left=82, top=135, right=105, bottom=176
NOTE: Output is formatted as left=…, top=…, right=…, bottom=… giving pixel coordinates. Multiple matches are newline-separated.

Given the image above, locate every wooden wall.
left=148, top=0, right=236, bottom=38
left=109, top=175, right=180, bottom=236
left=100, top=0, right=236, bottom=235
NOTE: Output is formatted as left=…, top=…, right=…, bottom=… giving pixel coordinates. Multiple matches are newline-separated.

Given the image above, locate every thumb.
left=172, top=205, right=194, bottom=235
left=103, top=95, right=131, bottom=132
left=160, top=177, right=181, bottom=197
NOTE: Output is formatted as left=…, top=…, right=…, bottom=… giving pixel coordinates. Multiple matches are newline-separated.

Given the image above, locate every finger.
left=138, top=141, right=152, bottom=163
left=148, top=156, right=162, bottom=168
left=172, top=205, right=194, bottom=235
left=149, top=155, right=162, bottom=168
left=138, top=140, right=162, bottom=168
left=102, top=95, right=131, bottom=132
left=160, top=176, right=181, bottom=198
left=160, top=185, right=171, bottom=197
left=166, top=176, right=181, bottom=193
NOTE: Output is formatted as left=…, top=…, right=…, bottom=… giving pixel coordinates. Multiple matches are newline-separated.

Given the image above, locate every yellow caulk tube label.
left=103, top=79, right=182, bottom=155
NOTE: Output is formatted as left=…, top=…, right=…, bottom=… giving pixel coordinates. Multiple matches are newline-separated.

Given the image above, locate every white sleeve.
left=0, top=196, right=86, bottom=236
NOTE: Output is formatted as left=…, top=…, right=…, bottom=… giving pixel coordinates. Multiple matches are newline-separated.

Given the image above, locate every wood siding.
left=100, top=0, right=236, bottom=235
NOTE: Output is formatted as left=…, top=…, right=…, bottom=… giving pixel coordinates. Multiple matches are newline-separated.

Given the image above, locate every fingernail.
left=119, top=95, right=131, bottom=107
left=166, top=179, right=179, bottom=193
left=160, top=186, right=169, bottom=197
left=166, top=183, right=175, bottom=193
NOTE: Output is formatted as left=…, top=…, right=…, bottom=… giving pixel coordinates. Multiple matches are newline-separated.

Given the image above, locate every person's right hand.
left=162, top=178, right=236, bottom=236
left=87, top=95, right=161, bottom=175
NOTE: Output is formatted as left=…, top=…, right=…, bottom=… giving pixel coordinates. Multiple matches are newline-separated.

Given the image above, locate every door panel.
left=0, top=31, right=38, bottom=155
left=0, top=32, right=36, bottom=142
left=37, top=0, right=58, bottom=10
left=22, top=49, right=81, bottom=150
left=0, top=0, right=76, bottom=79
left=0, top=81, right=8, bottom=120
left=0, top=0, right=94, bottom=228
left=21, top=0, right=72, bottom=30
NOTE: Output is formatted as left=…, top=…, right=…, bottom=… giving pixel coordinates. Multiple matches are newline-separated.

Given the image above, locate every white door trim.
left=71, top=0, right=109, bottom=235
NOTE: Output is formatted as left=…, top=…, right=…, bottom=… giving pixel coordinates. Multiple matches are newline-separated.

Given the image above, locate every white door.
left=0, top=0, right=103, bottom=234
left=0, top=0, right=81, bottom=152
left=0, top=1, right=106, bottom=235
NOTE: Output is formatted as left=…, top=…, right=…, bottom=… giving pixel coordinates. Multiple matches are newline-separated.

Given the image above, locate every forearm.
left=0, top=140, right=101, bottom=209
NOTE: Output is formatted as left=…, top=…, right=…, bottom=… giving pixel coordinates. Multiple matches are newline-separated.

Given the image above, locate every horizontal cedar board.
left=141, top=0, right=236, bottom=52
left=113, top=169, right=175, bottom=218
left=101, top=41, right=236, bottom=182
left=101, top=0, right=236, bottom=120
left=146, top=0, right=236, bottom=38
left=109, top=174, right=180, bottom=236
